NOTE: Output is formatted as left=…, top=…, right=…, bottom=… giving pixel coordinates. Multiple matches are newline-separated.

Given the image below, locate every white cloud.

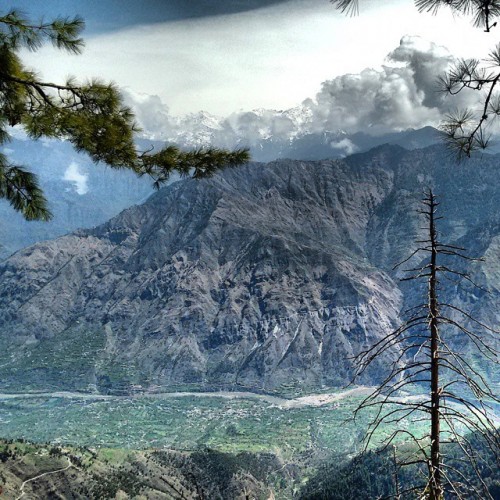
left=305, top=35, right=463, bottom=134
left=19, top=0, right=493, bottom=117
left=63, top=162, right=89, bottom=195
left=123, top=36, right=479, bottom=144
left=330, top=138, right=358, bottom=156
left=121, top=88, right=176, bottom=140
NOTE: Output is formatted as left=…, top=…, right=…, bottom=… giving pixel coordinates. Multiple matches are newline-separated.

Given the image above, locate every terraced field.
left=0, top=389, right=400, bottom=458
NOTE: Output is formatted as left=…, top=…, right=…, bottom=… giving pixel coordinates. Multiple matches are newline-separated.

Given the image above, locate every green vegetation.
left=0, top=328, right=106, bottom=392
left=0, top=438, right=294, bottom=499
left=0, top=418, right=496, bottom=499
left=0, top=10, right=249, bottom=221
left=0, top=393, right=431, bottom=459
left=300, top=432, right=500, bottom=499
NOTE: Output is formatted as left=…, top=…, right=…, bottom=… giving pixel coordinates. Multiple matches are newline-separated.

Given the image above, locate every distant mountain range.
left=1, top=143, right=498, bottom=394
left=1, top=127, right=440, bottom=258
left=148, top=107, right=441, bottom=162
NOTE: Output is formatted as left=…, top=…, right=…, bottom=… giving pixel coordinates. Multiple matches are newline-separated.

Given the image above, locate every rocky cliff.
left=0, top=128, right=438, bottom=258
left=0, top=144, right=498, bottom=394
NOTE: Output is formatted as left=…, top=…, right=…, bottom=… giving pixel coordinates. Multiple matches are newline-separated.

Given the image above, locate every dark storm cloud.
left=9, top=1, right=291, bottom=33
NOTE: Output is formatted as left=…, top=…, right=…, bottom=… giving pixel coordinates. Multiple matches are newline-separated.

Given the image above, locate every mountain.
left=146, top=102, right=441, bottom=162
left=0, top=137, right=157, bottom=259
left=300, top=430, right=500, bottom=499
left=0, top=128, right=439, bottom=260
left=164, top=109, right=441, bottom=161
left=0, top=439, right=293, bottom=499
left=251, top=126, right=440, bottom=162
left=0, top=144, right=498, bottom=394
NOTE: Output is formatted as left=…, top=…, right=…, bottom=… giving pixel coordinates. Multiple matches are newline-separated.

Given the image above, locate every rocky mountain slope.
left=0, top=128, right=438, bottom=259
left=0, top=439, right=293, bottom=499
left=0, top=144, right=499, bottom=394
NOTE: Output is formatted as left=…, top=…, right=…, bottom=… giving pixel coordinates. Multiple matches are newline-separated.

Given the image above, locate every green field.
left=0, top=392, right=418, bottom=459
left=1, top=391, right=496, bottom=499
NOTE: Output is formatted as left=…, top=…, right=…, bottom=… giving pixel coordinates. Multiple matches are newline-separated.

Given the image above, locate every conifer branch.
left=0, top=10, right=250, bottom=221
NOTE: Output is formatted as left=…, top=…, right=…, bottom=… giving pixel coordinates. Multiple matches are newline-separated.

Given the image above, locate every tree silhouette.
left=351, top=190, right=499, bottom=499
left=331, top=0, right=500, bottom=159
left=0, top=10, right=249, bottom=221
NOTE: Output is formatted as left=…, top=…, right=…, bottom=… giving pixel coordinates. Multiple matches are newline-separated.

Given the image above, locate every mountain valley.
left=0, top=143, right=499, bottom=395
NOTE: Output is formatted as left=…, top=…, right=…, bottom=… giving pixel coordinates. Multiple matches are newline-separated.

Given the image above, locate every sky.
left=11, top=0, right=499, bottom=137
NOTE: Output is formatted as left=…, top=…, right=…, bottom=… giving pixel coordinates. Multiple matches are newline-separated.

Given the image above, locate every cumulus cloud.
left=388, top=36, right=452, bottom=109
left=219, top=109, right=304, bottom=145
left=121, top=88, right=177, bottom=140
left=306, top=35, right=462, bottom=135
left=330, top=138, right=358, bottom=156
left=63, top=162, right=88, bottom=195
left=124, top=36, right=475, bottom=145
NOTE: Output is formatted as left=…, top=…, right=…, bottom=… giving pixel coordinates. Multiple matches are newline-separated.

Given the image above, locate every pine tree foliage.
left=332, top=0, right=500, bottom=30
left=0, top=10, right=249, bottom=221
left=330, top=0, right=359, bottom=15
left=331, top=0, right=500, bottom=160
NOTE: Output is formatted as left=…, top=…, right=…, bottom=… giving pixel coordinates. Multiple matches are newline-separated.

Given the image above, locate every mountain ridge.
left=1, top=143, right=499, bottom=394
left=0, top=128, right=439, bottom=260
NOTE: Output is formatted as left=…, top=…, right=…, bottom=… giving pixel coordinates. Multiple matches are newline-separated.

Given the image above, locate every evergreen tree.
left=0, top=10, right=249, bottom=221
left=331, top=0, right=500, bottom=159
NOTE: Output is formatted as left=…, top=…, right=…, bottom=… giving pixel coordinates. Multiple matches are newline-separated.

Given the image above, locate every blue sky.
left=10, top=1, right=290, bottom=33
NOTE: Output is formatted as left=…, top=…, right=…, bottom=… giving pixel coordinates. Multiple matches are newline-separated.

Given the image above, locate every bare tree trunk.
left=427, top=191, right=443, bottom=500
left=392, top=445, right=401, bottom=500
left=351, top=189, right=499, bottom=499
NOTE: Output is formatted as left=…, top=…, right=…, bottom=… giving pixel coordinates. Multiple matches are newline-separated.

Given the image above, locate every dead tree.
left=352, top=189, right=499, bottom=499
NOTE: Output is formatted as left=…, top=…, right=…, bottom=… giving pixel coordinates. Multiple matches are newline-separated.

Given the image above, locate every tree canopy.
left=0, top=10, right=249, bottom=221
left=332, top=0, right=500, bottom=159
